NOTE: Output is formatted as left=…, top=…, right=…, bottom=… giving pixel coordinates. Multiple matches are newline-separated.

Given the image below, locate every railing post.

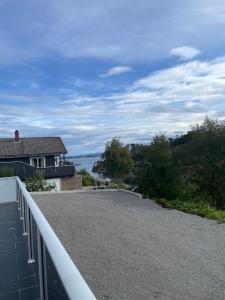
left=19, top=189, right=23, bottom=219
left=17, top=183, right=22, bottom=212
left=19, top=189, right=21, bottom=210
left=27, top=205, right=35, bottom=263
left=37, top=229, right=48, bottom=300
left=18, top=188, right=21, bottom=210
left=20, top=192, right=24, bottom=220
left=16, top=182, right=19, bottom=203
left=22, top=196, right=28, bottom=236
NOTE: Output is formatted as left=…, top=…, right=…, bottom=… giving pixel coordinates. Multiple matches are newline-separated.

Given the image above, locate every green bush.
left=0, top=167, right=13, bottom=177
left=25, top=173, right=56, bottom=192
left=110, top=179, right=128, bottom=189
left=135, top=118, right=225, bottom=211
left=102, top=137, right=133, bottom=180
left=77, top=168, right=93, bottom=186
left=173, top=117, right=225, bottom=209
left=156, top=198, right=225, bottom=223
left=137, top=135, right=182, bottom=200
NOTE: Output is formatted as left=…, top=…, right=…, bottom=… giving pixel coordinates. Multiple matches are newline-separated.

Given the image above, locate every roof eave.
left=0, top=151, right=67, bottom=159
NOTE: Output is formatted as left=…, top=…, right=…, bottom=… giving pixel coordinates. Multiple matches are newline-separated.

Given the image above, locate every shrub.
left=102, top=137, right=133, bottom=180
left=0, top=167, right=13, bottom=177
left=137, top=135, right=182, bottom=200
left=25, top=173, right=56, bottom=192
left=77, top=168, right=93, bottom=186
left=156, top=198, right=225, bottom=223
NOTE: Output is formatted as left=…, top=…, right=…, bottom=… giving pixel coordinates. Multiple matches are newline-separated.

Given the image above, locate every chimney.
left=15, top=130, right=19, bottom=142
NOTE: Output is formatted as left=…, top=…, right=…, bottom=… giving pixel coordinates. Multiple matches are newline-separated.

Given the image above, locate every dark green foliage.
left=135, top=117, right=225, bottom=216
left=137, top=135, right=182, bottom=199
left=25, top=173, right=56, bottom=192
left=102, top=138, right=133, bottom=180
left=77, top=168, right=93, bottom=186
left=0, top=167, right=13, bottom=177
left=156, top=198, right=225, bottom=223
left=93, top=118, right=225, bottom=219
left=169, top=131, right=193, bottom=148
left=129, top=143, right=149, bottom=162
left=173, top=117, right=225, bottom=208
left=92, top=160, right=105, bottom=174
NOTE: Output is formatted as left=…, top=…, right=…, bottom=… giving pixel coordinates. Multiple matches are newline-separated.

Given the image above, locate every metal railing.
left=0, top=161, right=75, bottom=180
left=16, top=176, right=97, bottom=300
left=38, top=164, right=75, bottom=179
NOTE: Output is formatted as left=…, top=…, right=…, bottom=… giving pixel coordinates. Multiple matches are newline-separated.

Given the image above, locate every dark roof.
left=0, top=137, right=67, bottom=157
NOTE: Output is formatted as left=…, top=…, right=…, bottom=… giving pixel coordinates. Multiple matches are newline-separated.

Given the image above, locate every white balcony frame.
left=12, top=176, right=97, bottom=300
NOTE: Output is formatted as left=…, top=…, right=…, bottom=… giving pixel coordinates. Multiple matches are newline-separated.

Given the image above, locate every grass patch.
left=156, top=198, right=225, bottom=223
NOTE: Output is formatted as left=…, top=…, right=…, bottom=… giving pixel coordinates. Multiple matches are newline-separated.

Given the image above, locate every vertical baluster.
left=19, top=189, right=23, bottom=219
left=37, top=229, right=48, bottom=300
left=27, top=205, right=35, bottom=263
left=21, top=192, right=24, bottom=221
left=16, top=182, right=19, bottom=203
left=22, top=196, right=28, bottom=236
left=17, top=187, right=20, bottom=209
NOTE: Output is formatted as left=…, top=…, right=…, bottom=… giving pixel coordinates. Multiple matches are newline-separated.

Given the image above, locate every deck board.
left=0, top=202, right=68, bottom=300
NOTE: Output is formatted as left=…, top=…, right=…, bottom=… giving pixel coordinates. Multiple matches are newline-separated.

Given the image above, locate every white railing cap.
left=16, top=176, right=97, bottom=300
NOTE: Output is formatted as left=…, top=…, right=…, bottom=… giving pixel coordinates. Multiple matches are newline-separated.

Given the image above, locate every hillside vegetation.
left=96, top=118, right=225, bottom=222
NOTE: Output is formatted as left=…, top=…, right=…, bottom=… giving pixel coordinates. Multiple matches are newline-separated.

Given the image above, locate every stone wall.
left=61, top=175, right=82, bottom=191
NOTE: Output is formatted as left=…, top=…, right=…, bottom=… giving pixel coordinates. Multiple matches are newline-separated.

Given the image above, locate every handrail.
left=0, top=162, right=75, bottom=180
left=0, top=161, right=33, bottom=167
left=0, top=160, right=74, bottom=169
left=16, top=176, right=97, bottom=300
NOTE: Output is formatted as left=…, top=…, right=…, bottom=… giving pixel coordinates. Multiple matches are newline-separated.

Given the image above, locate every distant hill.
left=67, top=153, right=102, bottom=159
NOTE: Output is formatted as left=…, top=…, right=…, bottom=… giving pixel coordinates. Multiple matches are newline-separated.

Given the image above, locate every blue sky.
left=0, top=0, right=225, bottom=154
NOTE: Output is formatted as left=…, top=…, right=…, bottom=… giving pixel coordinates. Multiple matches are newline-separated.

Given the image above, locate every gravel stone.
left=33, top=191, right=225, bottom=300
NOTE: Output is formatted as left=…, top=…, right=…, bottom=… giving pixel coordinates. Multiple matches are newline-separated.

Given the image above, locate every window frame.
left=30, top=156, right=46, bottom=168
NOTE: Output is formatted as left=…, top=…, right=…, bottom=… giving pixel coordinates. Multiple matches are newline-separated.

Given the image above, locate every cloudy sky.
left=0, top=0, right=225, bottom=154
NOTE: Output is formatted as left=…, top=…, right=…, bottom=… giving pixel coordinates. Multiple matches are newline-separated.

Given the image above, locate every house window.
left=31, top=157, right=45, bottom=168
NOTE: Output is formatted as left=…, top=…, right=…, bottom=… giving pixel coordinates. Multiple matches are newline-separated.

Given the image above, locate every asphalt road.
left=33, top=190, right=225, bottom=300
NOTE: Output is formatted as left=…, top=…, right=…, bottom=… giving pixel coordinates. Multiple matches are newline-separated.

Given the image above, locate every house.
left=0, top=130, right=67, bottom=167
left=0, top=131, right=80, bottom=190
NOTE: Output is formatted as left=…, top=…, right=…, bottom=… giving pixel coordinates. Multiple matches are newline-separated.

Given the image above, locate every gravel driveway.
left=33, top=190, right=225, bottom=300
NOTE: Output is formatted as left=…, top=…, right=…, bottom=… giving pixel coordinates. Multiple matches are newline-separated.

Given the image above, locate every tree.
left=137, top=135, right=181, bottom=199
left=174, top=117, right=225, bottom=208
left=102, top=138, right=134, bottom=180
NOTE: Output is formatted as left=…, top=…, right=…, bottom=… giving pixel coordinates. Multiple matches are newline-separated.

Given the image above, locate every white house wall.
left=46, top=178, right=61, bottom=191
left=0, top=177, right=17, bottom=203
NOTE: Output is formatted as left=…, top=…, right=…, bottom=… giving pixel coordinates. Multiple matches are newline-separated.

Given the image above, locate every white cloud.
left=133, top=56, right=225, bottom=104
left=201, top=2, right=225, bottom=23
left=170, top=46, right=201, bottom=61
left=2, top=1, right=225, bottom=154
left=0, top=1, right=225, bottom=65
left=1, top=55, right=225, bottom=154
left=100, top=66, right=132, bottom=78
left=66, top=125, right=96, bottom=132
